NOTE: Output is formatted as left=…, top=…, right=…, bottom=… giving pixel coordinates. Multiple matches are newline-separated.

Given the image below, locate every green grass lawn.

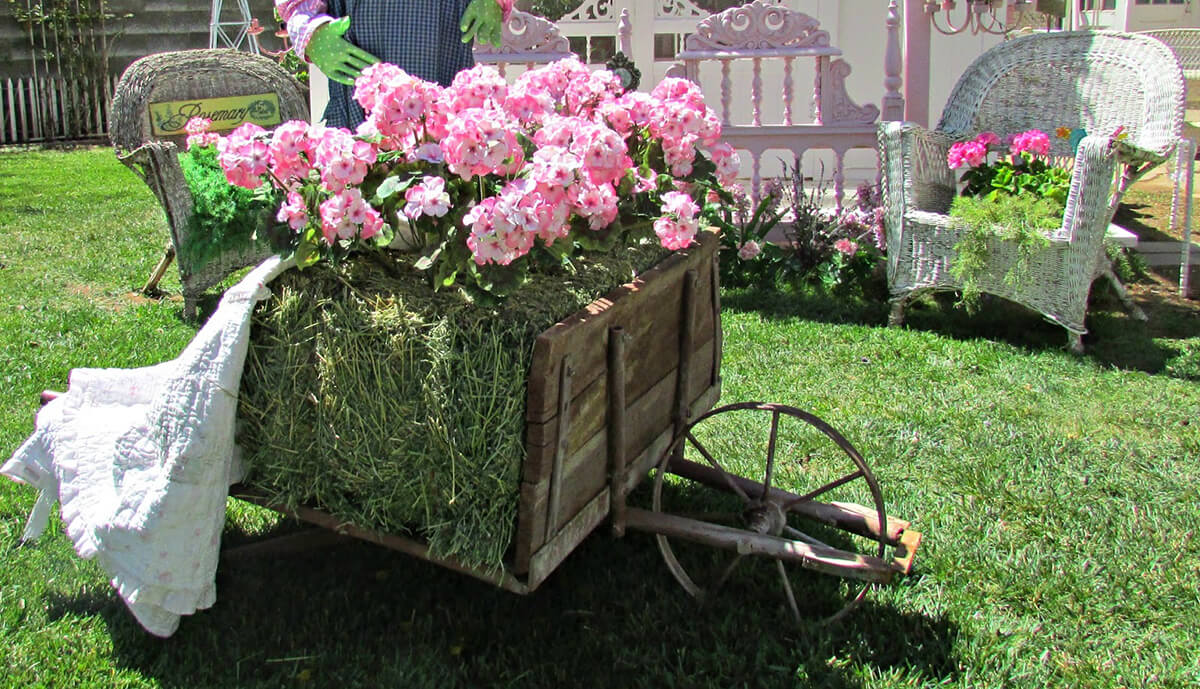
left=1, top=147, right=1199, bottom=688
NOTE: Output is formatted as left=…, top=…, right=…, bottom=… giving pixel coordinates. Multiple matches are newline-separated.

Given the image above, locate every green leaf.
left=372, top=222, right=396, bottom=248
left=414, top=244, right=444, bottom=271
left=375, top=174, right=417, bottom=202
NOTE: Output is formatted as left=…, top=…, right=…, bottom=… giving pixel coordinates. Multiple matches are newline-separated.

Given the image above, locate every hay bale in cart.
left=235, top=231, right=722, bottom=591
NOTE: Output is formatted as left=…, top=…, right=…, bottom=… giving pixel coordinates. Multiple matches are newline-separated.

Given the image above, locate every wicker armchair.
left=110, top=50, right=308, bottom=317
left=879, top=31, right=1185, bottom=352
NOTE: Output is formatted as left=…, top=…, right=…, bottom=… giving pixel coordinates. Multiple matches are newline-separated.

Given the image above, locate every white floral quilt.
left=2, top=255, right=292, bottom=637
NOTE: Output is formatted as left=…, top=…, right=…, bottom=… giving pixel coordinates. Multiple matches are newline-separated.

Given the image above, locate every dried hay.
left=237, top=243, right=668, bottom=570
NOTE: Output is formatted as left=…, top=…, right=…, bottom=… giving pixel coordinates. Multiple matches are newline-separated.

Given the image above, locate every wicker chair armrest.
left=1061, top=135, right=1119, bottom=243
left=1111, top=138, right=1168, bottom=168
left=879, top=121, right=959, bottom=215
left=115, top=140, right=194, bottom=252
left=903, top=209, right=962, bottom=231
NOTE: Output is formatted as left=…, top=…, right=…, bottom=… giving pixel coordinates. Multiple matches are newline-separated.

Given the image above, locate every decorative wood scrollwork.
left=684, top=0, right=831, bottom=52
left=563, top=0, right=615, bottom=22
left=656, top=0, right=708, bottom=19
left=820, top=60, right=881, bottom=125
left=474, top=9, right=571, bottom=56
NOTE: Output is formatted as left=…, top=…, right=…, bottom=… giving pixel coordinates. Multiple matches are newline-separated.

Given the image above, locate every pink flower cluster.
left=655, top=191, right=702, bottom=251
left=319, top=188, right=383, bottom=244
left=216, top=122, right=270, bottom=189
left=946, top=132, right=995, bottom=170
left=203, top=57, right=738, bottom=268
left=647, top=78, right=724, bottom=178
left=404, top=176, right=451, bottom=220
left=1008, top=129, right=1051, bottom=158
left=833, top=238, right=859, bottom=257
left=185, top=117, right=219, bottom=150
left=948, top=129, right=1054, bottom=170
left=737, top=240, right=761, bottom=261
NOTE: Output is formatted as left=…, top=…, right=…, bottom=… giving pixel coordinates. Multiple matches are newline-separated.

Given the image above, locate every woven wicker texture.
left=879, top=31, right=1185, bottom=349
left=1139, top=28, right=1200, bottom=79
left=110, top=50, right=309, bottom=316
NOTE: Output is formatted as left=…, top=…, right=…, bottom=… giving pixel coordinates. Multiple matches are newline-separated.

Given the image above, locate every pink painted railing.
left=668, top=0, right=904, bottom=209
left=473, top=9, right=575, bottom=77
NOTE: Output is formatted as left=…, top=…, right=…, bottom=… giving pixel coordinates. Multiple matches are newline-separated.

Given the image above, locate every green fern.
left=177, top=146, right=280, bottom=270
left=949, top=194, right=1061, bottom=313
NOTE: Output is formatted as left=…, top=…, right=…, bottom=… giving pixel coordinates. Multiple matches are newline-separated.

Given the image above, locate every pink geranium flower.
left=655, top=191, right=701, bottom=250
left=947, top=140, right=987, bottom=169
left=738, top=240, right=761, bottom=261
left=1009, top=129, right=1051, bottom=158
left=833, top=238, right=859, bottom=256
left=276, top=191, right=309, bottom=231
left=404, top=176, right=451, bottom=220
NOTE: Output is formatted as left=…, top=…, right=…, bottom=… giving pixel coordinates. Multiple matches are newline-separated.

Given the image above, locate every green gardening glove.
left=460, top=0, right=504, bottom=48
left=307, top=17, right=379, bottom=86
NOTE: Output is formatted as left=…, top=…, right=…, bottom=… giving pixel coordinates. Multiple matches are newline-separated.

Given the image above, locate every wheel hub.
left=743, top=500, right=786, bottom=537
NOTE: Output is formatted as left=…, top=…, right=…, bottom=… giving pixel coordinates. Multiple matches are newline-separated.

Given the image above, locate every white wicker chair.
left=879, top=31, right=1185, bottom=352
left=111, top=50, right=309, bottom=318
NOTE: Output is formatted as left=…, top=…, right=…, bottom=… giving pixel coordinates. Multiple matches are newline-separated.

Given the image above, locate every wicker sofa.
left=879, top=31, right=1185, bottom=352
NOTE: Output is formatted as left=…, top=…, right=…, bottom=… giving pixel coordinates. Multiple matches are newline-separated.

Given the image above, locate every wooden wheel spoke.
left=782, top=469, right=865, bottom=510
left=710, top=554, right=746, bottom=598
left=761, top=409, right=780, bottom=501
left=783, top=524, right=834, bottom=550
left=776, top=560, right=802, bottom=625
left=650, top=402, right=899, bottom=626
left=685, top=431, right=751, bottom=503
left=677, top=511, right=742, bottom=525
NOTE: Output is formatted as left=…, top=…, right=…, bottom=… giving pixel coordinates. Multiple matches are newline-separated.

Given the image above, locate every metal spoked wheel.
left=651, top=401, right=891, bottom=624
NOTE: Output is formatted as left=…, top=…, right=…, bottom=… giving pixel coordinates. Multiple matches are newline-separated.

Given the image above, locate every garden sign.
left=149, top=93, right=282, bottom=137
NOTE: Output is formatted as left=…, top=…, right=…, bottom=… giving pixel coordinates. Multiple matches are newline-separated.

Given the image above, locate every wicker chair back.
left=937, top=31, right=1184, bottom=162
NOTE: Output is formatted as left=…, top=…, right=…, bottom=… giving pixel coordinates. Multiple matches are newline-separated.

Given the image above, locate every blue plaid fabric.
left=324, top=0, right=475, bottom=128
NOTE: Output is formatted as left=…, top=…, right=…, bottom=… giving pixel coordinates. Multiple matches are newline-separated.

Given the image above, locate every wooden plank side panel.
left=522, top=247, right=719, bottom=482
left=522, top=332, right=715, bottom=484
left=512, top=231, right=722, bottom=578
left=524, top=231, right=720, bottom=426
left=526, top=489, right=611, bottom=591
left=512, top=340, right=719, bottom=574
left=522, top=274, right=718, bottom=448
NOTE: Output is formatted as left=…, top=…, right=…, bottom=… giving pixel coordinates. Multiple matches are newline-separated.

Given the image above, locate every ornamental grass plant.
left=715, top=170, right=885, bottom=297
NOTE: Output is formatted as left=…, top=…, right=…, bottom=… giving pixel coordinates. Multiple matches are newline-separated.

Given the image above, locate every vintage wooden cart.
left=224, top=230, right=921, bottom=622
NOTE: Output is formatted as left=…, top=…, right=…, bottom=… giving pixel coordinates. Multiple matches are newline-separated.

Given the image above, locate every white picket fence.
left=0, top=74, right=118, bottom=145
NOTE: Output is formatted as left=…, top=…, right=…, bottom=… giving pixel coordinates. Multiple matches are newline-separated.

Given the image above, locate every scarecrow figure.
left=276, top=0, right=512, bottom=128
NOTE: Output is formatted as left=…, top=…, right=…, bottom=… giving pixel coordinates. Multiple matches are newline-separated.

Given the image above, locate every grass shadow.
left=82, top=512, right=958, bottom=689
left=722, top=272, right=1200, bottom=380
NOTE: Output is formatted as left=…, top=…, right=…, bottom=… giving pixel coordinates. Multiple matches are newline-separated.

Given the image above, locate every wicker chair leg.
left=1066, top=331, right=1085, bottom=355
left=1100, top=266, right=1149, bottom=322
left=888, top=295, right=909, bottom=326
left=142, top=244, right=175, bottom=296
